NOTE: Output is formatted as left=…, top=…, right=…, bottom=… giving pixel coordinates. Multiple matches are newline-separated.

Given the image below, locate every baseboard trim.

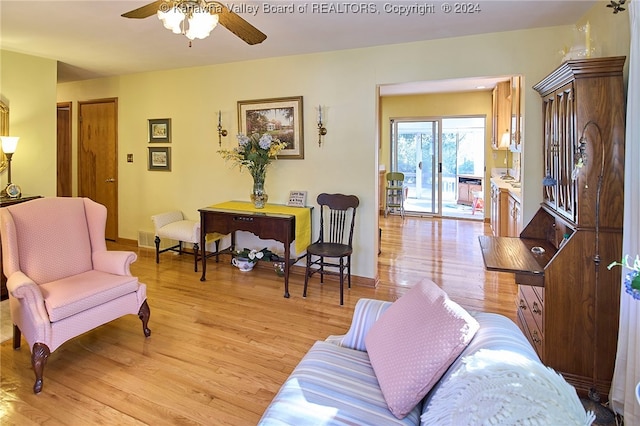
left=218, top=252, right=378, bottom=288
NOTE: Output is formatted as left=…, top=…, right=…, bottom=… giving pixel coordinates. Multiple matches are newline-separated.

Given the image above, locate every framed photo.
left=148, top=147, right=171, bottom=171
left=148, top=118, right=171, bottom=143
left=238, top=96, right=304, bottom=159
left=287, top=190, right=307, bottom=207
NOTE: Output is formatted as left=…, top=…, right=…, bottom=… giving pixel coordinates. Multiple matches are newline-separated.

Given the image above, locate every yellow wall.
left=380, top=90, right=494, bottom=219
left=0, top=50, right=57, bottom=196
left=0, top=2, right=628, bottom=281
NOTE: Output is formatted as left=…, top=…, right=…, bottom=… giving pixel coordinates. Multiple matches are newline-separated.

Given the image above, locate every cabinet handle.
left=519, top=299, right=526, bottom=310
left=233, top=216, right=254, bottom=222
left=532, top=330, right=542, bottom=344
left=532, top=302, right=542, bottom=315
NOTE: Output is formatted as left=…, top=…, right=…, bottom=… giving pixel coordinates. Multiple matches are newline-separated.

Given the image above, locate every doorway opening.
left=390, top=116, right=485, bottom=220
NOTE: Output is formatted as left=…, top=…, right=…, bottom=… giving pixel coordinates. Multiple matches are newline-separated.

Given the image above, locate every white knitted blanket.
left=421, top=349, right=595, bottom=426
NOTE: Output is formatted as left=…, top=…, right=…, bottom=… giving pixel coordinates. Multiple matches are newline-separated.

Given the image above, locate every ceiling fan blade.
left=121, top=0, right=167, bottom=19
left=215, top=3, right=267, bottom=45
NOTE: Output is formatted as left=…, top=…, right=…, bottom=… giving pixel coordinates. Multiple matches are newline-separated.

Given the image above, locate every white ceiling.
left=1, top=0, right=598, bottom=92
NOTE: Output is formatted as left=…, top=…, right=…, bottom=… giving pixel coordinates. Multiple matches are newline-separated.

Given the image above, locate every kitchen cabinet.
left=378, top=170, right=385, bottom=213
left=491, top=80, right=511, bottom=150
left=489, top=181, right=508, bottom=237
left=457, top=177, right=482, bottom=206
left=482, top=56, right=626, bottom=399
left=510, top=75, right=522, bottom=151
left=506, top=192, right=521, bottom=237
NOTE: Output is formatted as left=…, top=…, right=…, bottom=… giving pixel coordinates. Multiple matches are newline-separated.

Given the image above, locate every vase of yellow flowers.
left=219, top=133, right=288, bottom=208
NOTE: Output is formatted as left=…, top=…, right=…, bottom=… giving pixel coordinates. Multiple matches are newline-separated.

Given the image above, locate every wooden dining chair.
left=303, top=193, right=359, bottom=305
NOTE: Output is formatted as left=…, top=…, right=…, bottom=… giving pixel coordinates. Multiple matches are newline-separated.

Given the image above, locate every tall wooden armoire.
left=480, top=56, right=626, bottom=399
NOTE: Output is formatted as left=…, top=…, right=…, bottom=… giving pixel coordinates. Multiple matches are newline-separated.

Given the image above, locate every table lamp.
left=1, top=136, right=20, bottom=197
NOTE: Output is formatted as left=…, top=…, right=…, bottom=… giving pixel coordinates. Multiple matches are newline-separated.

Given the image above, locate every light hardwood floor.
left=0, top=215, right=517, bottom=425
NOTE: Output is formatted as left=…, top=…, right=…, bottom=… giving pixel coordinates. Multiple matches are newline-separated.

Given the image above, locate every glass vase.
left=251, top=178, right=268, bottom=208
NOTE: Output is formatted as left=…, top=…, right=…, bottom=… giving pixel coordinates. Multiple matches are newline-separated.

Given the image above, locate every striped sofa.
left=258, top=298, right=589, bottom=425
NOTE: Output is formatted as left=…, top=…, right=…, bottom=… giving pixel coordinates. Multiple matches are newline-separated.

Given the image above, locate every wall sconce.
left=217, top=110, right=227, bottom=146
left=317, top=105, right=327, bottom=147
left=1, top=136, right=20, bottom=198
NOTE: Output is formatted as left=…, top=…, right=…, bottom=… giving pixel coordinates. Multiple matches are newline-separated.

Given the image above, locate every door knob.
left=105, top=178, right=115, bottom=183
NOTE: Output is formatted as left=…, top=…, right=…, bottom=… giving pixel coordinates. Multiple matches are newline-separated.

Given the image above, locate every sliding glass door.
left=391, top=119, right=441, bottom=215
left=390, top=116, right=486, bottom=219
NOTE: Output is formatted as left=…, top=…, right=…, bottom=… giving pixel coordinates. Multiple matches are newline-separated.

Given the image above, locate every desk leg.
left=200, top=221, right=207, bottom=281
left=283, top=244, right=290, bottom=298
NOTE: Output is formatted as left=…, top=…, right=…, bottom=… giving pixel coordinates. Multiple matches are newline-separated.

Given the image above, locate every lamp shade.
left=158, top=6, right=185, bottom=34
left=185, top=10, right=218, bottom=40
left=1, top=136, right=19, bottom=154
left=499, top=132, right=510, bottom=148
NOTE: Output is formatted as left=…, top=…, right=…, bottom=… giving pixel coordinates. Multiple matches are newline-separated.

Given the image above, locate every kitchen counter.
left=490, top=173, right=521, bottom=200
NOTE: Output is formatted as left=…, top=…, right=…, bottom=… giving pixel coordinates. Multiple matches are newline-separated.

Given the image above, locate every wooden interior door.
left=78, top=98, right=118, bottom=241
left=56, top=102, right=72, bottom=197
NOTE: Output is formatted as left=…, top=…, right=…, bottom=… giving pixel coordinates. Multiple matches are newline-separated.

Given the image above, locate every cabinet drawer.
left=517, top=308, right=544, bottom=358
left=519, top=286, right=544, bottom=332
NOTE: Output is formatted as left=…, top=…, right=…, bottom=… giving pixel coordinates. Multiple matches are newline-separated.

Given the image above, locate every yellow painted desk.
left=198, top=201, right=312, bottom=298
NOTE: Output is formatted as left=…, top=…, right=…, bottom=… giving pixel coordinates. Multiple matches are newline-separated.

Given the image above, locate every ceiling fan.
left=122, top=0, right=267, bottom=45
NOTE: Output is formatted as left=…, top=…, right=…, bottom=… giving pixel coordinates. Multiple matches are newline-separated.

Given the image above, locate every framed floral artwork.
left=238, top=96, right=304, bottom=159
left=148, top=118, right=171, bottom=143
left=148, top=147, right=171, bottom=171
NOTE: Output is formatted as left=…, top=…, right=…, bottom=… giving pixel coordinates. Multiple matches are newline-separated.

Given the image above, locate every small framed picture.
left=287, top=190, right=307, bottom=207
left=148, top=118, right=171, bottom=143
left=148, top=147, right=171, bottom=171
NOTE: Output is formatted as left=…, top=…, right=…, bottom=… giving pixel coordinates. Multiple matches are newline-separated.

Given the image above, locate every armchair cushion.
left=8, top=197, right=93, bottom=284
left=39, top=271, right=139, bottom=322
left=156, top=220, right=200, bottom=243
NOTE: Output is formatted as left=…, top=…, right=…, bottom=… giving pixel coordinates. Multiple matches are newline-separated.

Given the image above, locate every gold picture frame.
left=238, top=96, right=304, bottom=159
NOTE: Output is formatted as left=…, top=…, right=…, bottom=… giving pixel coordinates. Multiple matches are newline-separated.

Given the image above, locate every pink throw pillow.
left=365, top=279, right=479, bottom=419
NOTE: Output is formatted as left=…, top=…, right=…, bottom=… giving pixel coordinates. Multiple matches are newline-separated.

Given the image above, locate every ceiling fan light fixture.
left=185, top=10, right=219, bottom=40
left=158, top=6, right=185, bottom=34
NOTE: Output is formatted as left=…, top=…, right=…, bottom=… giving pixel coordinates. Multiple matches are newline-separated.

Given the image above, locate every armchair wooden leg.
left=31, top=342, right=50, bottom=394
left=154, top=236, right=161, bottom=264
left=138, top=300, right=152, bottom=337
left=13, top=325, right=21, bottom=349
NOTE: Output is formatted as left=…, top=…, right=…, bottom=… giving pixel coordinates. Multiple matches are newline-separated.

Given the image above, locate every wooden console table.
left=1, top=195, right=42, bottom=300
left=198, top=201, right=312, bottom=298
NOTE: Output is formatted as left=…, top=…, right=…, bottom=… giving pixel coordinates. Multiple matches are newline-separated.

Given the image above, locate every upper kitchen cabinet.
left=491, top=80, right=511, bottom=150
left=510, top=75, right=522, bottom=152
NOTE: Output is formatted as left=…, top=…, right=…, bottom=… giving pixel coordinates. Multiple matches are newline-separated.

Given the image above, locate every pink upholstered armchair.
left=0, top=197, right=151, bottom=393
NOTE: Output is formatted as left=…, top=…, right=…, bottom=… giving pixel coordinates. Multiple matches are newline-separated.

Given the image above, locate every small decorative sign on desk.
left=287, top=191, right=307, bottom=207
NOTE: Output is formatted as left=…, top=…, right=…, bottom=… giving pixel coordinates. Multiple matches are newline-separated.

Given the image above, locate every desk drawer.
left=519, top=285, right=544, bottom=332
left=517, top=309, right=544, bottom=358
left=517, top=286, right=544, bottom=358
left=202, top=211, right=294, bottom=243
